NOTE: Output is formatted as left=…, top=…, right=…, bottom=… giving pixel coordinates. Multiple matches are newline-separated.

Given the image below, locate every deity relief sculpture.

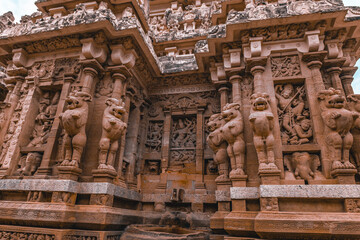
left=284, top=152, right=324, bottom=181
left=249, top=93, right=278, bottom=171
left=19, top=152, right=42, bottom=176
left=347, top=94, right=360, bottom=170
left=59, top=91, right=92, bottom=168
left=98, top=98, right=127, bottom=171
left=318, top=88, right=358, bottom=170
left=207, top=113, right=229, bottom=182
left=275, top=84, right=313, bottom=145
left=220, top=103, right=246, bottom=177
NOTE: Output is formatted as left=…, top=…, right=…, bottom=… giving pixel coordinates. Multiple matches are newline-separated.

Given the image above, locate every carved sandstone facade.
left=0, top=0, right=359, bottom=239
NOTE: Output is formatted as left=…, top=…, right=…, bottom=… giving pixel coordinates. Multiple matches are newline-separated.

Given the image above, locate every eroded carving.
left=261, top=197, right=279, bottom=211
left=98, top=98, right=127, bottom=171
left=284, top=152, right=324, bottom=181
left=207, top=113, right=229, bottom=181
left=145, top=121, right=163, bottom=152
left=59, top=91, right=92, bottom=167
left=221, top=103, right=245, bottom=177
left=318, top=88, right=358, bottom=170
left=18, top=152, right=42, bottom=176
left=249, top=93, right=278, bottom=171
left=271, top=56, right=301, bottom=78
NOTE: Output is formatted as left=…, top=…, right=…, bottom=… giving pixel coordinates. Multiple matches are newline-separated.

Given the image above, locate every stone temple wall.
left=0, top=0, right=359, bottom=239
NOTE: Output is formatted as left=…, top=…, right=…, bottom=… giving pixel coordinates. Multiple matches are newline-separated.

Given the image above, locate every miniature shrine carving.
left=220, top=103, right=246, bottom=177
left=249, top=93, right=278, bottom=171
left=59, top=91, right=92, bottom=168
left=318, top=88, right=358, bottom=170
left=98, top=98, right=127, bottom=171
left=207, top=113, right=229, bottom=181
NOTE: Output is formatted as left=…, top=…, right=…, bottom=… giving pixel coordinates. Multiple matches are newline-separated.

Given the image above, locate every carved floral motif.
left=345, top=199, right=360, bottom=213
left=261, top=197, right=279, bottom=211
left=0, top=231, right=54, bottom=240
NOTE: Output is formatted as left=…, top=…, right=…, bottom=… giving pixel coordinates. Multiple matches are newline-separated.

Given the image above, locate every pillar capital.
left=326, top=67, right=342, bottom=75
left=229, top=75, right=242, bottom=84
left=307, top=61, right=322, bottom=70
left=250, top=66, right=265, bottom=75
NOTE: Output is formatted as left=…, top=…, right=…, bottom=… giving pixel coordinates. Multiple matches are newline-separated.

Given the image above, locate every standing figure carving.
left=207, top=113, right=229, bottom=182
left=98, top=98, right=127, bottom=171
left=318, top=88, right=358, bottom=170
left=220, top=103, right=246, bottom=177
left=249, top=93, right=278, bottom=171
left=347, top=94, right=360, bottom=171
left=59, top=91, right=92, bottom=167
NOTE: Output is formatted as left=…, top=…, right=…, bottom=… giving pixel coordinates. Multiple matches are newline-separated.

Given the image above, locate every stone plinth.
left=258, top=170, right=281, bottom=185
left=57, top=166, right=82, bottom=181
left=92, top=168, right=117, bottom=183
left=331, top=169, right=357, bottom=184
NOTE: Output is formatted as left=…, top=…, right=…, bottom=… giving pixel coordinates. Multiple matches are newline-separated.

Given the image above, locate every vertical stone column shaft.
left=218, top=86, right=229, bottom=110
left=81, top=67, right=98, bottom=94
left=307, top=61, right=325, bottom=92
left=251, top=66, right=265, bottom=93
left=342, top=75, right=354, bottom=96
left=230, top=75, right=242, bottom=103
left=327, top=67, right=345, bottom=95
left=112, top=73, right=126, bottom=99
left=161, top=110, right=172, bottom=171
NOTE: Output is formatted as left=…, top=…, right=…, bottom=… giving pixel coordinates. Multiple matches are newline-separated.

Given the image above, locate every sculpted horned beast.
left=220, top=103, right=246, bottom=177
left=98, top=98, right=127, bottom=171
left=207, top=113, right=229, bottom=182
left=249, top=93, right=278, bottom=171
left=318, top=88, right=358, bottom=170
left=59, top=91, right=92, bottom=167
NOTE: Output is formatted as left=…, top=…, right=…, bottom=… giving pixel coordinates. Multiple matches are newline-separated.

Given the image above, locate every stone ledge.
left=230, top=185, right=360, bottom=199
left=0, top=179, right=141, bottom=201
left=142, top=193, right=216, bottom=203
left=215, top=190, right=231, bottom=202
left=230, top=187, right=260, bottom=199
left=260, top=185, right=360, bottom=198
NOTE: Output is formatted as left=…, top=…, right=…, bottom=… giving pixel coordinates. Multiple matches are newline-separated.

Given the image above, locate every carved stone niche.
left=205, top=159, right=218, bottom=175
left=284, top=152, right=325, bottom=183
left=145, top=121, right=163, bottom=154
left=275, top=83, right=313, bottom=146
left=144, top=160, right=160, bottom=175
left=14, top=152, right=43, bottom=177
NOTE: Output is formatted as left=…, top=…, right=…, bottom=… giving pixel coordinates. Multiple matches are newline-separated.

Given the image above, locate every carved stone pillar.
left=341, top=67, right=358, bottom=96
left=229, top=75, right=242, bottom=103
left=112, top=73, right=126, bottom=99
left=81, top=67, right=98, bottom=94
left=156, top=109, right=171, bottom=192
left=124, top=104, right=141, bottom=189
left=250, top=66, right=265, bottom=93
left=36, top=74, right=76, bottom=176
left=195, top=106, right=206, bottom=193
left=327, top=67, right=344, bottom=95
left=306, top=61, right=325, bottom=92
left=218, top=86, right=229, bottom=109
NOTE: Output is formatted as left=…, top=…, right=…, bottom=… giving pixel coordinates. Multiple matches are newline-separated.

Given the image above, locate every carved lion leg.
left=253, top=135, right=267, bottom=170
left=71, top=133, right=87, bottom=167
left=107, top=140, right=118, bottom=171
left=266, top=134, right=278, bottom=170
left=215, top=149, right=229, bottom=181
left=329, top=133, right=343, bottom=170
left=343, top=132, right=355, bottom=169
left=98, top=137, right=110, bottom=169
left=233, top=138, right=245, bottom=175
left=61, top=134, right=72, bottom=166
left=227, top=144, right=236, bottom=171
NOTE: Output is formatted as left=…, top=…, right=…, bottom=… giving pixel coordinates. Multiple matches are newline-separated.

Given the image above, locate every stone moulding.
left=0, top=179, right=141, bottom=201
left=230, top=185, right=360, bottom=199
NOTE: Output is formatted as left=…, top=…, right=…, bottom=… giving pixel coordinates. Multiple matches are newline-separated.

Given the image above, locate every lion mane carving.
left=59, top=91, right=92, bottom=167
left=249, top=93, right=278, bottom=171
left=207, top=113, right=229, bottom=182
left=318, top=88, right=358, bottom=171
left=98, top=98, right=127, bottom=171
